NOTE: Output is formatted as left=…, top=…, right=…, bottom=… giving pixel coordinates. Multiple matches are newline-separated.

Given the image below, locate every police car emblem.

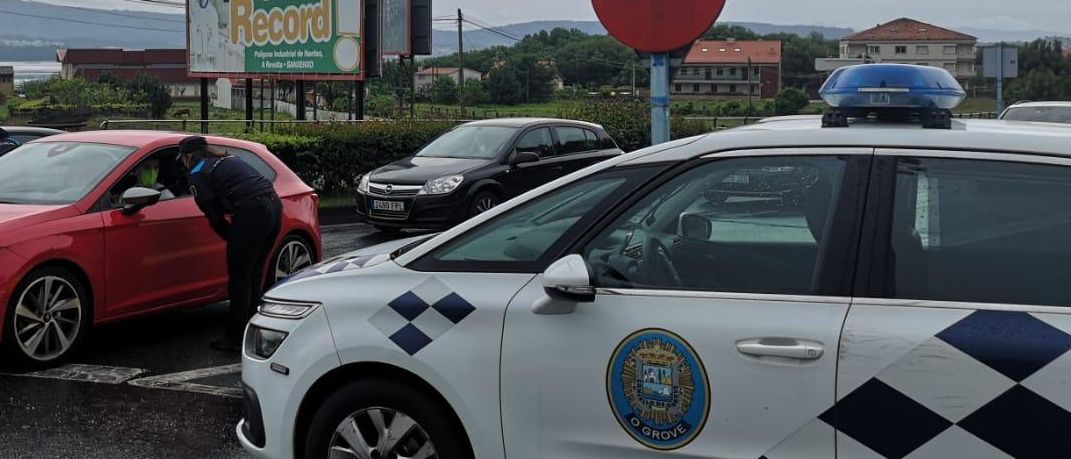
left=607, top=329, right=709, bottom=450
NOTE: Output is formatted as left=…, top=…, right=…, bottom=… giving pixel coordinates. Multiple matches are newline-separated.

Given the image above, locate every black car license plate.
left=372, top=200, right=405, bottom=212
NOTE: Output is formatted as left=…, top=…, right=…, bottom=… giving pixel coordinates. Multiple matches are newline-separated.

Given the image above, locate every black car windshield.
left=0, top=142, right=136, bottom=205
left=1003, top=106, right=1071, bottom=124
left=415, top=126, right=517, bottom=159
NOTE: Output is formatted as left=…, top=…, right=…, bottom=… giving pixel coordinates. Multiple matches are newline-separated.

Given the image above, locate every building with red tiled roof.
left=673, top=40, right=782, bottom=99
left=839, top=18, right=978, bottom=84
left=56, top=48, right=201, bottom=98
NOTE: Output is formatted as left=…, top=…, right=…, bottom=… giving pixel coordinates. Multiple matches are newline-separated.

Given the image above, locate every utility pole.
left=747, top=57, right=753, bottom=121
left=458, top=8, right=465, bottom=114
left=631, top=62, right=637, bottom=97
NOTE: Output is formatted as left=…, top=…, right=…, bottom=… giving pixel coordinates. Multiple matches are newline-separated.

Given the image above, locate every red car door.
left=102, top=196, right=227, bottom=316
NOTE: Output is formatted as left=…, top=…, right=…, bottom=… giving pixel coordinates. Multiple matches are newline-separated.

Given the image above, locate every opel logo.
left=384, top=184, right=394, bottom=195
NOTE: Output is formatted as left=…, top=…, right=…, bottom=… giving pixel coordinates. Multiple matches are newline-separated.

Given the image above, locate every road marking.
left=127, top=364, right=243, bottom=399
left=0, top=364, right=148, bottom=384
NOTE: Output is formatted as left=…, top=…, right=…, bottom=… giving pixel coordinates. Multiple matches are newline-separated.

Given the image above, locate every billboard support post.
left=357, top=81, right=366, bottom=120
left=296, top=80, right=306, bottom=121
left=199, top=78, right=209, bottom=134
left=996, top=45, right=1005, bottom=115
left=245, top=79, right=254, bottom=132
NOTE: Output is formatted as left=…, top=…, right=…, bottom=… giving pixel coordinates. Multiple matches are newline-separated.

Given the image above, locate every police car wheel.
left=2, top=267, right=89, bottom=369
left=304, top=379, right=473, bottom=459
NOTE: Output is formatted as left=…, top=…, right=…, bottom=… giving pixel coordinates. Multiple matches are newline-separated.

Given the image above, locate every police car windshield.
left=1003, top=106, right=1071, bottom=124
left=415, top=126, right=517, bottom=159
left=0, top=142, right=136, bottom=205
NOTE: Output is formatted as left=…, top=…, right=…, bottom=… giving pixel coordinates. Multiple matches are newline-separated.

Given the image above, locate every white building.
left=414, top=67, right=483, bottom=94
left=840, top=18, right=978, bottom=85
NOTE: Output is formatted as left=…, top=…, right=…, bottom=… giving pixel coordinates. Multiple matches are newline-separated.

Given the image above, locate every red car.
left=0, top=131, right=322, bottom=367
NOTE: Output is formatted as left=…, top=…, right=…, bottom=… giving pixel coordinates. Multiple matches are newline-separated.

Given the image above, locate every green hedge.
left=240, top=121, right=456, bottom=193
left=241, top=107, right=714, bottom=193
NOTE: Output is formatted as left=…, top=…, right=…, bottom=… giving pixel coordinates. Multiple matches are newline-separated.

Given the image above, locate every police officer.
left=0, top=128, right=21, bottom=155
left=178, top=136, right=282, bottom=352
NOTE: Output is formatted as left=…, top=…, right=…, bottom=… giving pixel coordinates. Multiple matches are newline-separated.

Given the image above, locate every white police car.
left=239, top=64, right=1071, bottom=459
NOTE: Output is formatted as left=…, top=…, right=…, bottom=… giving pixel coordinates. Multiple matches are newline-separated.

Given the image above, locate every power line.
left=0, top=9, right=183, bottom=32
left=462, top=19, right=521, bottom=43
left=80, top=8, right=184, bottom=23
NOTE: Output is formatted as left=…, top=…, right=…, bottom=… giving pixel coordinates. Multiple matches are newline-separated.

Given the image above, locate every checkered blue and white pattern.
left=808, top=310, right=1071, bottom=459
left=368, top=277, right=476, bottom=355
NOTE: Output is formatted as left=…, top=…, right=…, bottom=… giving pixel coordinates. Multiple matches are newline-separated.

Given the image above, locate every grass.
left=319, top=193, right=356, bottom=209
left=955, top=97, right=998, bottom=115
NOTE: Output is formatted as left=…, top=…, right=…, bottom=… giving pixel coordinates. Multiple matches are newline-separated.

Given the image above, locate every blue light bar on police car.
left=820, top=64, right=966, bottom=110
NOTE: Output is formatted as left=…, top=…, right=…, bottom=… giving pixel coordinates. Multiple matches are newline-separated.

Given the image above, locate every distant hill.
left=428, top=21, right=855, bottom=55
left=2, top=0, right=1068, bottom=62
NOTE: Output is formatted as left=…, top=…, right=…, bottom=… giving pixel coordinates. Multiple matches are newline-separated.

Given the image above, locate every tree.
left=773, top=87, right=809, bottom=115
left=96, top=72, right=125, bottom=91
left=430, top=76, right=459, bottom=104
left=463, top=79, right=490, bottom=106
left=487, top=66, right=523, bottom=105
left=127, top=74, right=172, bottom=118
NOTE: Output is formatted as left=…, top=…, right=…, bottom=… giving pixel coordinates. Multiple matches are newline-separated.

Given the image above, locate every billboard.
left=188, top=0, right=365, bottom=80
left=382, top=0, right=410, bottom=56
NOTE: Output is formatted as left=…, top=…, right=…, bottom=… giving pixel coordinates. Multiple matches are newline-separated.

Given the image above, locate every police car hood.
left=272, top=234, right=435, bottom=287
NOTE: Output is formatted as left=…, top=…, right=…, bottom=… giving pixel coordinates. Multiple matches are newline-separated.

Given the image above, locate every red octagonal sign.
left=593, top=0, right=727, bottom=53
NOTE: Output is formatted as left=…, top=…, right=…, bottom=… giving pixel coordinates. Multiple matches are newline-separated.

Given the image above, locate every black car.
left=0, top=126, right=66, bottom=156
left=356, top=118, right=622, bottom=231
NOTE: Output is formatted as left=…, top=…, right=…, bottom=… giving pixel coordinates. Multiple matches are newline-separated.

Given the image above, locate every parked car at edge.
left=1000, top=101, right=1071, bottom=124
left=0, top=131, right=322, bottom=368
left=0, top=126, right=66, bottom=156
left=355, top=118, right=622, bottom=232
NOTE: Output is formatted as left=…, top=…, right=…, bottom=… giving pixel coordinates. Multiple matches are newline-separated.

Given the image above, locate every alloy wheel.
left=275, top=240, right=314, bottom=283
left=473, top=196, right=497, bottom=215
left=13, top=276, right=82, bottom=361
left=328, top=407, right=437, bottom=459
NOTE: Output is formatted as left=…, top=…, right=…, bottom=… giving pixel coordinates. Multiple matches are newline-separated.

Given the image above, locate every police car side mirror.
left=535, top=254, right=595, bottom=315
left=121, top=187, right=162, bottom=216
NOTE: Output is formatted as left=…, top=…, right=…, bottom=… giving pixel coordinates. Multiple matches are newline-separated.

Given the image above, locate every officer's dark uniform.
left=181, top=136, right=282, bottom=349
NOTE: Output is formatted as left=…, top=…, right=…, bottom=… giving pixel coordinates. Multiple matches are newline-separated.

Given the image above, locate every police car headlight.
left=358, top=174, right=371, bottom=194
left=419, top=175, right=464, bottom=195
left=258, top=298, right=320, bottom=319
left=247, top=325, right=288, bottom=359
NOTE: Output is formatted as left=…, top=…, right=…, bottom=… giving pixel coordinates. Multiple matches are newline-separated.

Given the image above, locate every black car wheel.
left=374, top=225, right=404, bottom=236
left=3, top=267, right=90, bottom=369
left=303, top=379, right=473, bottom=459
left=469, top=191, right=499, bottom=218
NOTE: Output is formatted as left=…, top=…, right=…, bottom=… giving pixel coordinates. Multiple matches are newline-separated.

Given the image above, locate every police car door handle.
left=736, top=338, right=824, bottom=361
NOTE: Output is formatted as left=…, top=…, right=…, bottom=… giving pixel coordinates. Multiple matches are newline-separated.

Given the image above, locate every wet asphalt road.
left=0, top=222, right=410, bottom=459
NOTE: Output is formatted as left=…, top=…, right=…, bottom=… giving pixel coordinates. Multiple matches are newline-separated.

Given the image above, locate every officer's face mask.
left=139, top=165, right=159, bottom=188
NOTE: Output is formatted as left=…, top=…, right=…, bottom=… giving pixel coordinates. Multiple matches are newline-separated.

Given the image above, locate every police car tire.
left=2, top=267, right=90, bottom=370
left=303, top=379, right=473, bottom=459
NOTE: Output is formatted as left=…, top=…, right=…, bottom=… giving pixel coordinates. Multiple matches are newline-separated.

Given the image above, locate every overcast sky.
left=25, top=0, right=1071, bottom=33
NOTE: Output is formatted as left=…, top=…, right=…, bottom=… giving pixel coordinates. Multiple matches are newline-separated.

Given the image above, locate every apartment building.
left=840, top=18, right=977, bottom=85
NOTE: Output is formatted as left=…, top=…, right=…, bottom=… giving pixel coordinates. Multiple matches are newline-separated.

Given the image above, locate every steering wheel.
left=641, top=236, right=683, bottom=288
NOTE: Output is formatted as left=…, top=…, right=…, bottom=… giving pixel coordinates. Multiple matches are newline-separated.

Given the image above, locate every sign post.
left=592, top=0, right=726, bottom=146
left=650, top=53, right=670, bottom=144
left=982, top=45, right=1019, bottom=115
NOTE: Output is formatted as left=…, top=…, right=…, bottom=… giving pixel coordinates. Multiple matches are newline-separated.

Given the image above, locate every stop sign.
left=592, top=0, right=727, bottom=53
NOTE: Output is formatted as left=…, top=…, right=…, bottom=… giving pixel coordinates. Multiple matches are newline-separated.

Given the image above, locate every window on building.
left=692, top=67, right=700, bottom=76
left=729, top=68, right=737, bottom=76
left=674, top=84, right=682, bottom=93
left=754, top=67, right=761, bottom=76
left=868, top=45, right=881, bottom=55
left=895, top=45, right=908, bottom=54
left=944, top=63, right=957, bottom=72
left=729, top=84, right=737, bottom=93
left=717, top=68, right=724, bottom=76
left=944, top=45, right=957, bottom=55
left=917, top=45, right=929, bottom=55
left=693, top=84, right=700, bottom=93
